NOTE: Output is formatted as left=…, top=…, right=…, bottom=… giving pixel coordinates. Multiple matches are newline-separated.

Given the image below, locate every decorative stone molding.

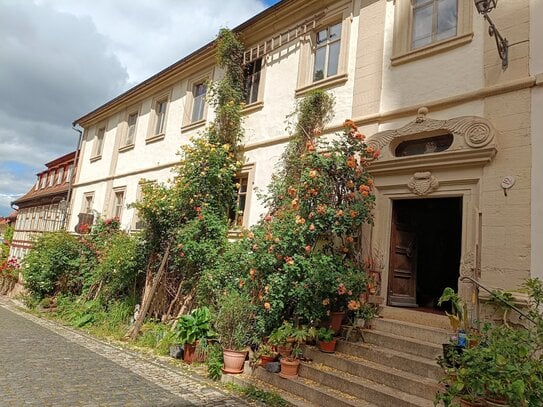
left=367, top=107, right=497, bottom=152
left=407, top=172, right=439, bottom=195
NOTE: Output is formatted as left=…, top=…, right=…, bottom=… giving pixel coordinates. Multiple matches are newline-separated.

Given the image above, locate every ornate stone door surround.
left=364, top=108, right=498, bottom=307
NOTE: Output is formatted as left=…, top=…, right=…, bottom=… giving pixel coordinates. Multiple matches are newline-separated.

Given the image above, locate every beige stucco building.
left=69, top=0, right=542, bottom=317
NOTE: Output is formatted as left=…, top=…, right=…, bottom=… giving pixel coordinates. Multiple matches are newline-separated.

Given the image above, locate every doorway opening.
left=387, top=197, right=462, bottom=311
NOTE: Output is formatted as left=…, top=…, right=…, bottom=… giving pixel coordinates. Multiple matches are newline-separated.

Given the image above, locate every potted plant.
left=438, top=287, right=467, bottom=332
left=268, top=321, right=294, bottom=357
left=214, top=291, right=255, bottom=374
left=279, top=344, right=303, bottom=379
left=316, top=327, right=337, bottom=353
left=354, top=303, right=377, bottom=328
left=253, top=343, right=277, bottom=368
left=172, top=306, right=216, bottom=364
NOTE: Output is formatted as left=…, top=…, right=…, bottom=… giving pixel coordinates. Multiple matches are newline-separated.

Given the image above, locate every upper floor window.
left=313, top=22, right=342, bottom=82
left=411, top=0, right=458, bottom=49
left=48, top=170, right=56, bottom=187
left=391, top=0, right=471, bottom=65
left=94, top=127, right=105, bottom=157
left=113, top=189, right=125, bottom=219
left=191, top=83, right=207, bottom=123
left=40, top=175, right=47, bottom=189
left=57, top=167, right=64, bottom=184
left=154, top=100, right=167, bottom=136
left=244, top=59, right=262, bottom=105
left=66, top=165, right=73, bottom=183
left=125, top=112, right=138, bottom=146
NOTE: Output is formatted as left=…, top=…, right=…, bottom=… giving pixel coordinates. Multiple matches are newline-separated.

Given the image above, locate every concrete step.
left=361, top=329, right=443, bottom=360
left=222, top=372, right=316, bottom=407
left=371, top=317, right=452, bottom=345
left=336, top=340, right=443, bottom=381
left=299, top=362, right=434, bottom=407
left=379, top=307, right=451, bottom=330
left=304, top=346, right=440, bottom=400
left=252, top=366, right=378, bottom=407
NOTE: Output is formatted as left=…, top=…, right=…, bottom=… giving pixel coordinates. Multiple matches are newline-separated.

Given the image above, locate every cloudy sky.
left=0, top=0, right=279, bottom=216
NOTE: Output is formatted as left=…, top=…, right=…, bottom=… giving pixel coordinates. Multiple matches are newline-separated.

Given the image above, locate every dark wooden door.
left=388, top=203, right=418, bottom=307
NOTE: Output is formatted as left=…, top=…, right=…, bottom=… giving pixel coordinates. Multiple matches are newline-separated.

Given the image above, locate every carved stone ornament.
left=407, top=171, right=439, bottom=195
left=460, top=251, right=475, bottom=278
left=366, top=107, right=496, bottom=152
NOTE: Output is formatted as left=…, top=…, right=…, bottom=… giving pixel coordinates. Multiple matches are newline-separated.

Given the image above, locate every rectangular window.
left=40, top=175, right=47, bottom=189
left=48, top=170, right=55, bottom=187
left=35, top=177, right=39, bottom=190
left=313, top=22, right=342, bottom=82
left=66, top=165, right=73, bottom=183
left=113, top=190, right=125, bottom=219
left=125, top=112, right=138, bottom=145
left=411, top=0, right=458, bottom=49
left=83, top=193, right=94, bottom=214
left=57, top=167, right=64, bottom=184
left=94, top=127, right=105, bottom=157
left=244, top=59, right=262, bottom=105
left=191, top=83, right=207, bottom=123
left=154, top=100, right=167, bottom=135
left=229, top=175, right=249, bottom=227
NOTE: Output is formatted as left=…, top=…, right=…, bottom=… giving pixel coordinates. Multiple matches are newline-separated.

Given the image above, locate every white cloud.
left=0, top=0, right=270, bottom=216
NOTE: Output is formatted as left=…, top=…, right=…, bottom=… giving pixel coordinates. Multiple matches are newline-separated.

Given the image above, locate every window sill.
left=90, top=155, right=102, bottom=162
left=119, top=144, right=135, bottom=153
left=295, top=73, right=348, bottom=97
left=145, top=134, right=165, bottom=144
left=181, top=119, right=206, bottom=133
left=241, top=101, right=264, bottom=115
left=391, top=33, right=473, bottom=66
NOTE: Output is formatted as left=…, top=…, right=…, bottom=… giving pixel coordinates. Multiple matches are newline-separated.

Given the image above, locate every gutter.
left=63, top=127, right=83, bottom=228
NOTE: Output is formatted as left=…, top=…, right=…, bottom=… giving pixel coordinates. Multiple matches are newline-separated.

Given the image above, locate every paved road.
left=0, top=299, right=248, bottom=407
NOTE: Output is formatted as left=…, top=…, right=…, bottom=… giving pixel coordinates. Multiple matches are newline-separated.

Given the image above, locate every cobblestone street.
left=0, top=298, right=249, bottom=407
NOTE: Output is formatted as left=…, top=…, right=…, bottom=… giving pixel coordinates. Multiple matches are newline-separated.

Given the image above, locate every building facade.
left=69, top=0, right=542, bottom=316
left=10, top=152, right=76, bottom=260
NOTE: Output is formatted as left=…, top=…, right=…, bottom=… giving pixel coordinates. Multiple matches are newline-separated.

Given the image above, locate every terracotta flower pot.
left=329, top=311, right=345, bottom=334
left=222, top=349, right=248, bottom=374
left=318, top=339, right=337, bottom=353
left=183, top=342, right=196, bottom=364
left=276, top=344, right=292, bottom=357
left=260, top=355, right=275, bottom=367
left=279, top=358, right=300, bottom=379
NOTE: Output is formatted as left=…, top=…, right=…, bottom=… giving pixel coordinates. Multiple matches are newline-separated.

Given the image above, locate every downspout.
left=63, top=126, right=84, bottom=229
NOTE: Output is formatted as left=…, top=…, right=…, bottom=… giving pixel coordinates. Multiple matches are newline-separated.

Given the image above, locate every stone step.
left=336, top=340, right=443, bottom=381
left=362, top=329, right=443, bottom=360
left=222, top=372, right=316, bottom=407
left=304, top=346, right=440, bottom=400
left=379, top=307, right=451, bottom=330
left=299, top=362, right=434, bottom=407
left=371, top=317, right=452, bottom=345
left=252, top=367, right=378, bottom=407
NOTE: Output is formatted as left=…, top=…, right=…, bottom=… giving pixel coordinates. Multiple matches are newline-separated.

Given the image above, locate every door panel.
left=388, top=204, right=418, bottom=307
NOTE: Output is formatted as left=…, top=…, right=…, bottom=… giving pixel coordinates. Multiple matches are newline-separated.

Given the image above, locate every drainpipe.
left=64, top=126, right=84, bottom=229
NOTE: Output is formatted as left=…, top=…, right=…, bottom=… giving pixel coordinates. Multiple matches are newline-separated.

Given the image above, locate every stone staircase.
left=228, top=308, right=452, bottom=407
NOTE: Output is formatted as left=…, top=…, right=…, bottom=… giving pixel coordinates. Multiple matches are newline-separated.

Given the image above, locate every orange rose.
left=264, top=302, right=271, bottom=310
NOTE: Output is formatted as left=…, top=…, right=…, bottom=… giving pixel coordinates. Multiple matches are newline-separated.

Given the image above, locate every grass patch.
left=224, top=382, right=288, bottom=406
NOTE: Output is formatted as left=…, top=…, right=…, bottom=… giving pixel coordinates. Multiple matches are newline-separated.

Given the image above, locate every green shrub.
left=23, top=231, right=90, bottom=299
left=90, top=232, right=144, bottom=302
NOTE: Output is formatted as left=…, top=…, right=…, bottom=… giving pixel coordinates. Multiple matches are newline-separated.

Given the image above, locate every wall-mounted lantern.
left=474, top=0, right=508, bottom=70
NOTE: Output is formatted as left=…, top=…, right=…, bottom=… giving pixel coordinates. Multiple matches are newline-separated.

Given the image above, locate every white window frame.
left=83, top=192, right=94, bottom=214
left=123, top=110, right=139, bottom=148
left=295, top=6, right=351, bottom=96
left=92, top=126, right=106, bottom=160
left=57, top=167, right=64, bottom=185
left=147, top=91, right=171, bottom=143
left=112, top=188, right=126, bottom=220
left=48, top=170, right=56, bottom=187
left=182, top=69, right=213, bottom=131
left=228, top=163, right=255, bottom=230
left=391, top=0, right=473, bottom=65
left=243, top=57, right=265, bottom=108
